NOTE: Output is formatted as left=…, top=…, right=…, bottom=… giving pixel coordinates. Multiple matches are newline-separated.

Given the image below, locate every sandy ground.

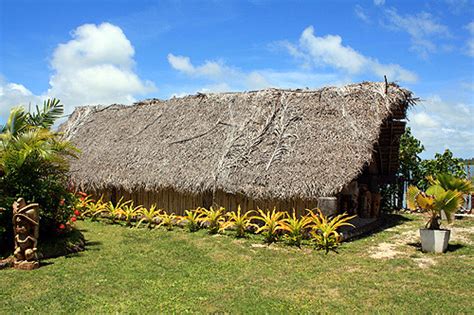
left=369, top=222, right=474, bottom=268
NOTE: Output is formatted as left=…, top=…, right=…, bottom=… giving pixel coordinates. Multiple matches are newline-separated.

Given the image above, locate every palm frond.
left=406, top=185, right=420, bottom=211
left=28, top=98, right=64, bottom=128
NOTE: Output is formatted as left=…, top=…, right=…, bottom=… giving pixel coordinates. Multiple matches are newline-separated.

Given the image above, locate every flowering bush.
left=0, top=99, right=78, bottom=254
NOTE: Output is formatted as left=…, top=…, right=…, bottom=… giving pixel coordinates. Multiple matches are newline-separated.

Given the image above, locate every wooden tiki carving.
left=12, top=198, right=40, bottom=270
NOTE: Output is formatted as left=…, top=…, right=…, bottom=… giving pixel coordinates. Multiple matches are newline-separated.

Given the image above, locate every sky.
left=0, top=0, right=473, bottom=159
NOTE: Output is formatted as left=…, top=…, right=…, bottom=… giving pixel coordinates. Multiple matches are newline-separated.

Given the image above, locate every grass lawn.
left=1, top=214, right=473, bottom=313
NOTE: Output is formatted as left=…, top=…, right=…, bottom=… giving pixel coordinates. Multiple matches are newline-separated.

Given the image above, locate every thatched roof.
left=62, top=82, right=414, bottom=200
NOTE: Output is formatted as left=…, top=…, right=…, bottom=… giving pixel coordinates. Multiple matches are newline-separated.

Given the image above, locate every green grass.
left=1, top=214, right=473, bottom=313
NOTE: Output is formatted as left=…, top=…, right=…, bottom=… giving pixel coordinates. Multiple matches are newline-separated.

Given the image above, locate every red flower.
left=59, top=199, right=65, bottom=206
left=74, top=209, right=80, bottom=216
left=59, top=223, right=66, bottom=230
left=71, top=216, right=77, bottom=222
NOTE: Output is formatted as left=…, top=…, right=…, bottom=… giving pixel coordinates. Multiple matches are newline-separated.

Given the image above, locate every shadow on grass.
left=39, top=228, right=89, bottom=259
left=446, top=244, right=466, bottom=252
left=40, top=261, right=54, bottom=267
left=346, top=214, right=412, bottom=241
left=84, top=240, right=102, bottom=251
left=407, top=242, right=466, bottom=253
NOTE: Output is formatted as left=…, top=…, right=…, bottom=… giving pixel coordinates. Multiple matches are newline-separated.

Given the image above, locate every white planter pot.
left=419, top=229, right=451, bottom=253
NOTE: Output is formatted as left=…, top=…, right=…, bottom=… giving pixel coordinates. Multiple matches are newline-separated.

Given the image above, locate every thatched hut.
left=62, top=82, right=414, bottom=217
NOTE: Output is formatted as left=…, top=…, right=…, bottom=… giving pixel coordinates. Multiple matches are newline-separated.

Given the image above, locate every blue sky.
left=0, top=0, right=473, bottom=158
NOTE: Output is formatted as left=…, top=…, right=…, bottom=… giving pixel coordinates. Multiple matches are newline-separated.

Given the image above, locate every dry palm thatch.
left=61, top=82, right=414, bottom=201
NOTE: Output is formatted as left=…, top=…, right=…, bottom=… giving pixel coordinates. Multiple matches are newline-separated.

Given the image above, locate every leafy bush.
left=407, top=184, right=464, bottom=229
left=253, top=208, right=286, bottom=243
left=280, top=212, right=312, bottom=247
left=426, top=173, right=473, bottom=195
left=120, top=202, right=143, bottom=226
left=180, top=209, right=203, bottom=232
left=85, top=197, right=107, bottom=220
left=137, top=205, right=162, bottom=229
left=72, top=193, right=360, bottom=255
left=307, top=209, right=355, bottom=254
left=74, top=192, right=93, bottom=218
left=0, top=99, right=78, bottom=254
left=220, top=206, right=256, bottom=238
left=198, top=206, right=226, bottom=234
left=158, top=212, right=178, bottom=231
left=106, top=197, right=132, bottom=224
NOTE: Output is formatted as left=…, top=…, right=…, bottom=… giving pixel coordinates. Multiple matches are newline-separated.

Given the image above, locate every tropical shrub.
left=106, top=197, right=132, bottom=224
left=407, top=184, right=464, bottom=230
left=87, top=197, right=108, bottom=221
left=198, top=206, right=226, bottom=234
left=280, top=212, right=312, bottom=247
left=120, top=202, right=142, bottom=226
left=419, top=150, right=466, bottom=188
left=0, top=99, right=78, bottom=251
left=137, top=205, right=162, bottom=229
left=74, top=192, right=93, bottom=219
left=426, top=173, right=473, bottom=195
left=220, top=206, right=256, bottom=238
left=180, top=209, right=203, bottom=232
left=307, top=209, right=355, bottom=254
left=158, top=212, right=178, bottom=231
left=253, top=208, right=286, bottom=243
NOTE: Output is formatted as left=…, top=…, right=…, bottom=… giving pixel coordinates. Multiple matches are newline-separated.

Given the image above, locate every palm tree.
left=0, top=99, right=77, bottom=176
left=0, top=99, right=78, bottom=235
left=0, top=98, right=64, bottom=134
left=407, top=184, right=464, bottom=230
left=427, top=173, right=473, bottom=195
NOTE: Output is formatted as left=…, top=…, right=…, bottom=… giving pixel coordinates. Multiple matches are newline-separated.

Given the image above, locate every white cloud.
left=284, top=26, right=417, bottom=83
left=410, top=112, right=439, bottom=128
left=167, top=52, right=346, bottom=94
left=354, top=5, right=370, bottom=23
left=48, top=23, right=155, bottom=112
left=384, top=9, right=451, bottom=58
left=167, top=54, right=195, bottom=74
left=444, top=0, right=469, bottom=14
left=374, top=0, right=385, bottom=6
left=0, top=79, right=42, bottom=120
left=167, top=25, right=416, bottom=96
left=465, top=21, right=474, bottom=57
left=408, top=95, right=474, bottom=158
left=167, top=54, right=239, bottom=80
left=0, top=23, right=155, bottom=121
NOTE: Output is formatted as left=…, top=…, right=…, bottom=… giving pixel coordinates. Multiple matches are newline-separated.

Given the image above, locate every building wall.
left=91, top=188, right=319, bottom=216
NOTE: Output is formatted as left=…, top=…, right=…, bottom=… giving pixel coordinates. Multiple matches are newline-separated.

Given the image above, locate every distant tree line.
left=459, top=158, right=474, bottom=165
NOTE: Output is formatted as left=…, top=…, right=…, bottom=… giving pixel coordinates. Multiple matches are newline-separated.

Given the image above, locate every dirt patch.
left=369, top=243, right=402, bottom=259
left=369, top=230, right=417, bottom=259
left=450, top=226, right=474, bottom=244
left=413, top=257, right=436, bottom=269
left=369, top=222, right=473, bottom=269
left=251, top=243, right=267, bottom=248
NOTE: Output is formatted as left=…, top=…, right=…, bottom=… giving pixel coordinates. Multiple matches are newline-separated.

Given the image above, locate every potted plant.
left=426, top=173, right=473, bottom=219
left=407, top=183, right=464, bottom=253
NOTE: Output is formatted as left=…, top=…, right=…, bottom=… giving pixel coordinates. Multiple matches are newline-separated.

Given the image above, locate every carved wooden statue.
left=358, top=184, right=372, bottom=218
left=12, top=198, right=40, bottom=270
